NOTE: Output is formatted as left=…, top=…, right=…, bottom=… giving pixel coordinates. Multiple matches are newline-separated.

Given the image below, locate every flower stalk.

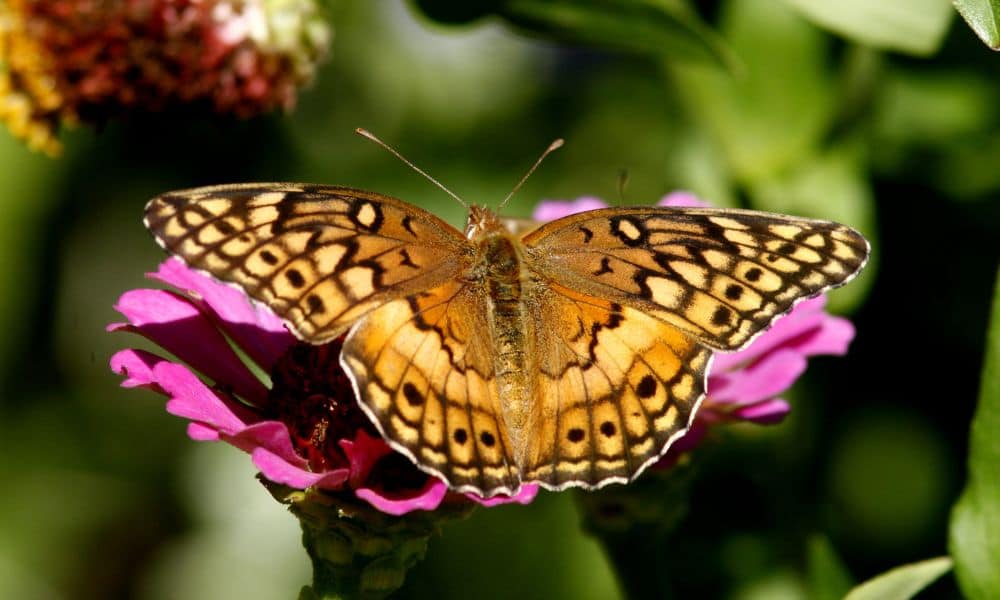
left=265, top=480, right=474, bottom=600
left=575, top=463, right=697, bottom=599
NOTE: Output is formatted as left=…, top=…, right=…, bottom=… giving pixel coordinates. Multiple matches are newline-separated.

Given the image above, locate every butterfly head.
left=465, top=205, right=506, bottom=240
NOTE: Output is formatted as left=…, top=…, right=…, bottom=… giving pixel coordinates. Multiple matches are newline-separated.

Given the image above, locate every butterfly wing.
left=521, top=282, right=711, bottom=489
left=144, top=183, right=469, bottom=344
left=523, top=207, right=869, bottom=351
left=341, top=279, right=523, bottom=496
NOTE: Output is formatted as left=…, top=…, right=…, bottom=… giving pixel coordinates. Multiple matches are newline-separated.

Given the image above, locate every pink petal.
left=224, top=421, right=308, bottom=466
left=122, top=357, right=348, bottom=491
left=154, top=361, right=261, bottom=432
left=709, top=349, right=807, bottom=405
left=110, top=349, right=167, bottom=390
left=341, top=430, right=394, bottom=489
left=187, top=422, right=221, bottom=441
left=344, top=430, right=482, bottom=515
left=792, top=314, right=855, bottom=357
left=468, top=483, right=540, bottom=507
left=532, top=197, right=608, bottom=221
left=110, top=288, right=268, bottom=405
left=731, top=399, right=791, bottom=424
left=251, top=447, right=349, bottom=490
left=355, top=480, right=449, bottom=516
left=151, top=258, right=295, bottom=370
left=658, top=192, right=710, bottom=208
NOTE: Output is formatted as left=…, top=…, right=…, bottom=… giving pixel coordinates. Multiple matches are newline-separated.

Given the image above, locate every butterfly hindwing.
left=521, top=282, right=711, bottom=489
left=144, top=183, right=468, bottom=343
left=523, top=207, right=869, bottom=351
left=341, top=279, right=522, bottom=496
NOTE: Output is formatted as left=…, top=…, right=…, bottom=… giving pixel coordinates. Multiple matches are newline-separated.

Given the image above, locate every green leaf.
left=501, top=0, right=738, bottom=70
left=806, top=535, right=854, bottom=600
left=953, top=0, right=1000, bottom=50
left=844, top=557, right=953, bottom=600
left=666, top=0, right=835, bottom=182
left=663, top=128, right=739, bottom=208
left=780, top=0, right=953, bottom=56
left=949, top=267, right=1000, bottom=599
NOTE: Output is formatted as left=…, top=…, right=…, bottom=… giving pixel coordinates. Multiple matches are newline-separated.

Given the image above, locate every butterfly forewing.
left=144, top=184, right=469, bottom=343
left=523, top=207, right=869, bottom=351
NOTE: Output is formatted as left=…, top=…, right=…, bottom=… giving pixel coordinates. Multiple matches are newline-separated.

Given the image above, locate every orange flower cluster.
left=0, top=0, right=330, bottom=155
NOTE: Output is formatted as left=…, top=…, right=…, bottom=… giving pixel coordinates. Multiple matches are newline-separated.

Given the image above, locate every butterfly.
left=144, top=183, right=869, bottom=497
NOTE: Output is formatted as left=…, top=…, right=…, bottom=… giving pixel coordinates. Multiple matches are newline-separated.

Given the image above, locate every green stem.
left=599, top=534, right=678, bottom=598
left=262, top=479, right=474, bottom=599
left=575, top=463, right=696, bottom=599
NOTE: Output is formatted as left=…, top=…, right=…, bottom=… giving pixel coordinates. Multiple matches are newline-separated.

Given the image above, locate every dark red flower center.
left=364, top=452, right=435, bottom=497
left=267, top=339, right=377, bottom=471
left=267, top=338, right=439, bottom=498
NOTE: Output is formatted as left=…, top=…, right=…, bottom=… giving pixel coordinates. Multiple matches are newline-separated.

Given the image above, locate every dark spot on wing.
left=285, top=268, right=306, bottom=288
left=594, top=256, right=613, bottom=276
left=636, top=375, right=657, bottom=399
left=711, top=306, right=731, bottom=326
left=402, top=382, right=424, bottom=407
left=399, top=248, right=418, bottom=269
left=401, top=215, right=417, bottom=236
left=307, top=294, right=325, bottom=314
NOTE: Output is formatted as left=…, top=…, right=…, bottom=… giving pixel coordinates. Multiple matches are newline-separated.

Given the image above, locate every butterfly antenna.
left=497, top=138, right=564, bottom=213
left=356, top=128, right=468, bottom=209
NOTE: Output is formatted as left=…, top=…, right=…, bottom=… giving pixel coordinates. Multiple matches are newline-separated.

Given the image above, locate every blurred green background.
left=1, top=1, right=999, bottom=598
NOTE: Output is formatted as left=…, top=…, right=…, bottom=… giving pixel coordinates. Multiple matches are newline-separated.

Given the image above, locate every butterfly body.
left=145, top=183, right=869, bottom=497
left=463, top=214, right=535, bottom=470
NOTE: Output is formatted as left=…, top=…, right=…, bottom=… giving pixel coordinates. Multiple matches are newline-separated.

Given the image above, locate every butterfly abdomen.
left=478, top=233, right=535, bottom=465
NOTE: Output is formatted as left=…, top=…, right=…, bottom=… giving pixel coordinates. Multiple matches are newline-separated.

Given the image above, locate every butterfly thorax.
left=464, top=205, right=507, bottom=239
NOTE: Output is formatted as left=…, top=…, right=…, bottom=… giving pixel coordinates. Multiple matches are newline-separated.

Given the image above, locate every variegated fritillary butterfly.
left=144, top=178, right=868, bottom=498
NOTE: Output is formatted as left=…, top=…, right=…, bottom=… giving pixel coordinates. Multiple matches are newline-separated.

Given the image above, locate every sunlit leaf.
left=501, top=0, right=738, bottom=70
left=953, top=0, right=1000, bottom=50
left=844, top=557, right=952, bottom=600
left=934, top=134, right=1000, bottom=200
left=780, top=0, right=953, bottom=56
left=807, top=535, right=853, bottom=600
left=666, top=0, right=834, bottom=182
left=949, top=267, right=1000, bottom=599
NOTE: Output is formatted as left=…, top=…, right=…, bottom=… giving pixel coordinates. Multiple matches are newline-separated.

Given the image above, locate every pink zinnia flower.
left=109, top=258, right=536, bottom=516
left=532, top=191, right=857, bottom=460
